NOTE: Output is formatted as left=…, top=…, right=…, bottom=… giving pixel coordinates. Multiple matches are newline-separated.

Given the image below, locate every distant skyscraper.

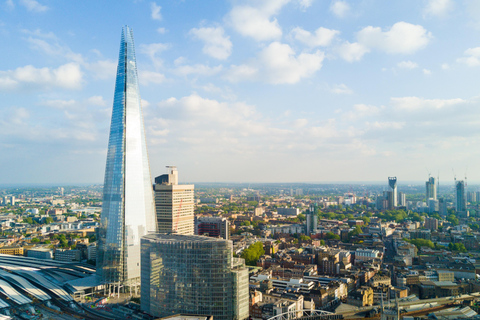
left=426, top=177, right=437, bottom=201
left=141, top=234, right=249, bottom=320
left=388, top=177, right=397, bottom=207
left=306, top=204, right=318, bottom=236
left=97, top=26, right=157, bottom=292
left=155, top=166, right=194, bottom=235
left=398, top=192, right=406, bottom=207
left=455, top=180, right=466, bottom=213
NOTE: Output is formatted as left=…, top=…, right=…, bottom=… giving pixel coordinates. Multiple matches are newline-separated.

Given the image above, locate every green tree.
left=241, top=242, right=265, bottom=266
left=326, top=232, right=340, bottom=240
left=31, top=238, right=40, bottom=243
left=447, top=214, right=459, bottom=226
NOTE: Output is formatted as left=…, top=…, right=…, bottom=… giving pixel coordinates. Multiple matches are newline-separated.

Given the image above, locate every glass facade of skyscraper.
left=97, top=26, right=157, bottom=288
left=140, top=234, right=249, bottom=320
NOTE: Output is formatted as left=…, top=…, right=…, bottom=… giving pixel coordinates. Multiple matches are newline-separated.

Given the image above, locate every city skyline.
left=2, top=0, right=480, bottom=184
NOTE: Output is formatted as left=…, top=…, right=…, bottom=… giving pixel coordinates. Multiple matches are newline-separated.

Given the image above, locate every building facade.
left=195, top=216, right=229, bottom=240
left=426, top=177, right=437, bottom=201
left=97, top=26, right=157, bottom=291
left=455, top=180, right=466, bottom=213
left=140, top=234, right=249, bottom=320
left=155, top=167, right=194, bottom=235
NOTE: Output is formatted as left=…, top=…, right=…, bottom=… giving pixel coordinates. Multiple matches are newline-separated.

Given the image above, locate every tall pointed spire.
left=97, top=26, right=157, bottom=289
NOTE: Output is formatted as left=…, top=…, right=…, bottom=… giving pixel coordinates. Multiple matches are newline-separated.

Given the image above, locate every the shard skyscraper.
left=97, top=26, right=157, bottom=293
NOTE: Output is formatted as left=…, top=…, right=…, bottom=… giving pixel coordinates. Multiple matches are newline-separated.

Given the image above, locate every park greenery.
left=241, top=242, right=265, bottom=266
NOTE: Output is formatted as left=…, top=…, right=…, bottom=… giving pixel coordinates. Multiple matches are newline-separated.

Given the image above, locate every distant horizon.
left=0, top=180, right=478, bottom=188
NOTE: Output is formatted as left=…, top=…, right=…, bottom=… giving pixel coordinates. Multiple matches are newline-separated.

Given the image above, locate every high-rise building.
left=97, top=26, right=157, bottom=292
left=388, top=177, right=397, bottom=207
left=306, top=204, right=318, bottom=236
left=141, top=234, right=249, bottom=320
left=195, top=216, right=229, bottom=240
left=439, top=197, right=448, bottom=217
left=398, top=192, right=406, bottom=207
left=426, top=177, right=437, bottom=201
left=455, top=180, right=466, bottom=213
left=155, top=166, right=194, bottom=235
left=467, top=191, right=477, bottom=203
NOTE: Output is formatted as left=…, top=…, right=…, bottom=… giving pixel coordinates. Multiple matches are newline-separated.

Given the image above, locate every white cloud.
left=423, top=68, right=431, bottom=75
left=297, top=0, right=313, bottom=10
left=86, top=60, right=117, bottom=80
left=0, top=63, right=83, bottom=91
left=139, top=43, right=169, bottom=68
left=336, top=41, right=369, bottom=62
left=391, top=96, right=465, bottom=111
left=330, top=83, right=353, bottom=95
left=441, top=63, right=450, bottom=69
left=258, top=42, right=324, bottom=84
left=330, top=0, right=350, bottom=18
left=175, top=64, right=223, bottom=76
left=424, top=0, right=453, bottom=18
left=151, top=2, right=162, bottom=21
left=139, top=70, right=166, bottom=85
left=5, top=0, right=14, bottom=10
left=189, top=27, right=232, bottom=60
left=224, top=64, right=259, bottom=83
left=397, top=61, right=418, bottom=69
left=290, top=26, right=340, bottom=47
left=157, top=27, right=166, bottom=34
left=357, top=22, right=432, bottom=54
left=87, top=96, right=107, bottom=106
left=457, top=47, right=480, bottom=67
left=20, top=0, right=47, bottom=12
left=226, top=0, right=290, bottom=41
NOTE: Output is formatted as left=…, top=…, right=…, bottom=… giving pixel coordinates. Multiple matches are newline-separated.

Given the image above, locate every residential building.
left=426, top=177, right=437, bottom=201
left=455, top=180, right=466, bottom=213
left=388, top=177, right=398, bottom=207
left=277, top=208, right=300, bottom=216
left=140, top=233, right=249, bottom=320
left=97, top=26, right=157, bottom=291
left=155, top=167, right=194, bottom=235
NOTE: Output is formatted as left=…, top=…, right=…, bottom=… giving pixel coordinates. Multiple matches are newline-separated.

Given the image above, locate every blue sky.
left=1, top=0, right=480, bottom=184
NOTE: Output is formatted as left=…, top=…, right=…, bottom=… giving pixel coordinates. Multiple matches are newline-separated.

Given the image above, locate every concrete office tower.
left=155, top=166, right=194, bottom=235
left=438, top=198, right=447, bottom=217
left=97, top=26, right=157, bottom=292
left=398, top=192, right=406, bottom=207
left=388, top=177, right=398, bottom=207
left=195, top=216, right=229, bottom=240
left=455, top=180, right=467, bottom=213
left=306, top=204, right=318, bottom=236
left=141, top=234, right=249, bottom=320
left=426, top=177, right=437, bottom=201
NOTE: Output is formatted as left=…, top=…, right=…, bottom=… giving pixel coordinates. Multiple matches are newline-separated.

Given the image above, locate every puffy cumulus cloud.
left=330, top=0, right=350, bottom=18
left=151, top=2, right=162, bottom=21
left=20, top=0, right=48, bottom=12
left=224, top=64, right=259, bottom=83
left=259, top=42, right=324, bottom=84
left=85, top=60, right=117, bottom=80
left=297, top=0, right=313, bottom=10
left=0, top=63, right=83, bottom=91
left=224, top=42, right=324, bottom=84
left=139, top=43, right=170, bottom=68
left=139, top=70, right=166, bottom=85
left=226, top=0, right=290, bottom=41
left=189, top=27, right=232, bottom=60
left=336, top=41, right=369, bottom=62
left=397, top=60, right=418, bottom=69
left=390, top=96, right=465, bottom=112
left=457, top=47, right=480, bottom=67
left=423, top=68, right=432, bottom=75
left=174, top=64, right=223, bottom=76
left=424, top=0, right=453, bottom=18
left=357, top=22, right=432, bottom=54
left=290, top=26, right=339, bottom=47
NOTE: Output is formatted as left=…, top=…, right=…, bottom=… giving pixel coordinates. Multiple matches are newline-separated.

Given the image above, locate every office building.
left=54, top=249, right=81, bottom=262
left=305, top=204, right=318, bottom=236
left=455, top=180, right=466, bottom=213
left=398, top=192, right=406, bottom=207
left=277, top=207, right=299, bottom=216
left=426, top=177, right=437, bottom=201
left=97, top=26, right=157, bottom=292
left=195, top=216, right=229, bottom=240
left=388, top=177, right=397, bottom=207
left=141, top=234, right=249, bottom=320
left=439, top=198, right=448, bottom=217
left=155, top=166, right=194, bottom=235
